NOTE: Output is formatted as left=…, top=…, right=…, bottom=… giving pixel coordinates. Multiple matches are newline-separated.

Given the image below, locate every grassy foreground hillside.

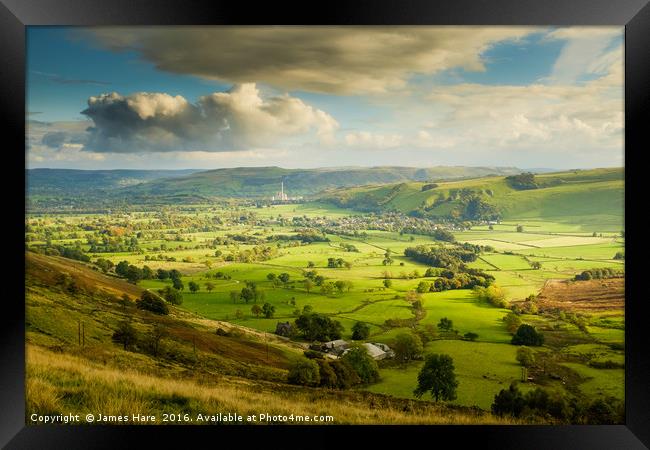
left=25, top=252, right=515, bottom=425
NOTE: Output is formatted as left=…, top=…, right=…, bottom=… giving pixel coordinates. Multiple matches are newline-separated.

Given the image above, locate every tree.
left=307, top=261, right=315, bottom=268
left=159, top=286, right=183, bottom=305
left=136, top=291, right=169, bottom=315
left=414, top=353, right=458, bottom=402
left=294, top=312, right=343, bottom=341
left=329, top=359, right=361, bottom=389
left=267, top=273, right=277, bottom=282
left=240, top=287, right=254, bottom=303
left=146, top=323, right=167, bottom=357
left=464, top=332, right=479, bottom=341
left=112, top=320, right=137, bottom=350
left=115, top=260, right=130, bottom=277
left=529, top=261, right=542, bottom=270
left=251, top=304, right=262, bottom=318
left=516, top=346, right=535, bottom=367
left=491, top=383, right=526, bottom=417
left=393, top=332, right=424, bottom=362
left=205, top=282, right=215, bottom=292
left=279, top=273, right=291, bottom=284
left=172, top=278, right=184, bottom=291
left=287, top=358, right=320, bottom=386
left=188, top=281, right=200, bottom=293
left=383, top=279, right=393, bottom=289
left=437, top=317, right=453, bottom=332
left=315, top=359, right=338, bottom=388
left=351, top=322, right=370, bottom=340
left=262, top=302, right=275, bottom=318
left=303, top=279, right=314, bottom=293
left=334, top=280, right=347, bottom=294
left=344, top=261, right=353, bottom=270
left=125, top=265, right=144, bottom=284
left=503, top=312, right=522, bottom=333
left=341, top=346, right=379, bottom=384
left=511, top=324, right=544, bottom=346
left=516, top=225, right=524, bottom=233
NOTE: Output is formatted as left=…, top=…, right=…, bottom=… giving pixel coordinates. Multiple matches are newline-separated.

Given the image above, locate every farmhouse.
left=342, top=342, right=394, bottom=360
left=320, top=339, right=350, bottom=356
left=274, top=321, right=293, bottom=337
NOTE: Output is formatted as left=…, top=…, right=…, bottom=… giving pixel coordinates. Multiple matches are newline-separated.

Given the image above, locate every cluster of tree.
left=339, top=243, right=359, bottom=252
left=511, top=324, right=544, bottom=346
left=473, top=284, right=508, bottom=308
left=505, top=172, right=538, bottom=190
left=319, top=280, right=354, bottom=296
left=231, top=281, right=266, bottom=304
left=250, top=302, right=275, bottom=318
left=35, top=244, right=90, bottom=262
left=112, top=320, right=168, bottom=358
left=421, top=183, right=439, bottom=192
left=136, top=291, right=170, bottom=315
left=492, top=382, right=624, bottom=424
left=294, top=310, right=344, bottom=341
left=503, top=312, right=523, bottom=333
left=288, top=345, right=379, bottom=388
left=613, top=251, right=624, bottom=260
left=431, top=229, right=456, bottom=242
left=327, top=257, right=352, bottom=269
left=416, top=271, right=494, bottom=294
left=404, top=245, right=478, bottom=269
left=225, top=244, right=279, bottom=263
left=272, top=230, right=330, bottom=243
left=460, top=194, right=501, bottom=221
left=574, top=267, right=623, bottom=281
left=94, top=258, right=114, bottom=273
left=115, top=261, right=156, bottom=284
left=87, top=235, right=140, bottom=253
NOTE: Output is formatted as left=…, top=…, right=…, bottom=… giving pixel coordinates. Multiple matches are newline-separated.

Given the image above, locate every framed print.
left=2, top=0, right=649, bottom=448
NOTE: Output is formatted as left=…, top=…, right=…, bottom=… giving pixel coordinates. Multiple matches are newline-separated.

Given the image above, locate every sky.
left=26, top=26, right=624, bottom=170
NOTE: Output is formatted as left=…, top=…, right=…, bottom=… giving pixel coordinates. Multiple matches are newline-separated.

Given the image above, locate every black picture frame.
left=3, top=1, right=648, bottom=448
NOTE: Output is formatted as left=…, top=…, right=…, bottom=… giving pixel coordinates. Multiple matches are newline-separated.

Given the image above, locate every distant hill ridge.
left=27, top=165, right=529, bottom=201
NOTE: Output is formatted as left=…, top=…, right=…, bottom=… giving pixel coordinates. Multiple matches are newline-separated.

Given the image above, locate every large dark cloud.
left=86, top=27, right=536, bottom=94
left=80, top=83, right=338, bottom=153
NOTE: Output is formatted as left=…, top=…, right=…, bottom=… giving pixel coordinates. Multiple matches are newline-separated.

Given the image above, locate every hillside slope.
left=25, top=252, right=512, bottom=424
left=319, top=168, right=623, bottom=226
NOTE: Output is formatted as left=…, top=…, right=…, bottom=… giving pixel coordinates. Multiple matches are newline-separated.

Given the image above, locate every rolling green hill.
left=25, top=252, right=512, bottom=424
left=107, top=166, right=525, bottom=200
left=319, top=168, right=624, bottom=226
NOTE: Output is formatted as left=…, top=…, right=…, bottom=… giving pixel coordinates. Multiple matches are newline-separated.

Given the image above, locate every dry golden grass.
left=27, top=345, right=516, bottom=425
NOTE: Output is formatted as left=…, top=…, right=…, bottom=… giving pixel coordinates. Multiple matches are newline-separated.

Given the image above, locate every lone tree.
left=516, top=346, right=536, bottom=367
left=205, top=282, right=215, bottom=292
left=437, top=317, right=454, bottom=332
left=414, top=353, right=459, bottom=402
left=351, top=321, right=370, bottom=340
left=262, top=302, right=276, bottom=318
left=303, top=279, right=314, bottom=293
left=511, top=324, right=544, bottom=346
left=251, top=304, right=262, bottom=318
left=112, top=320, right=137, bottom=350
left=188, top=281, right=200, bottom=293
left=383, top=279, right=393, bottom=289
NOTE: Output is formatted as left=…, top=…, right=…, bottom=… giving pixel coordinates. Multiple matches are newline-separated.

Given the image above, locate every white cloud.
left=81, top=83, right=338, bottom=152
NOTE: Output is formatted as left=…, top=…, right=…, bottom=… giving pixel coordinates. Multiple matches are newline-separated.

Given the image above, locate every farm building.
left=342, top=342, right=394, bottom=360
left=320, top=339, right=350, bottom=356
left=274, top=321, right=293, bottom=337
